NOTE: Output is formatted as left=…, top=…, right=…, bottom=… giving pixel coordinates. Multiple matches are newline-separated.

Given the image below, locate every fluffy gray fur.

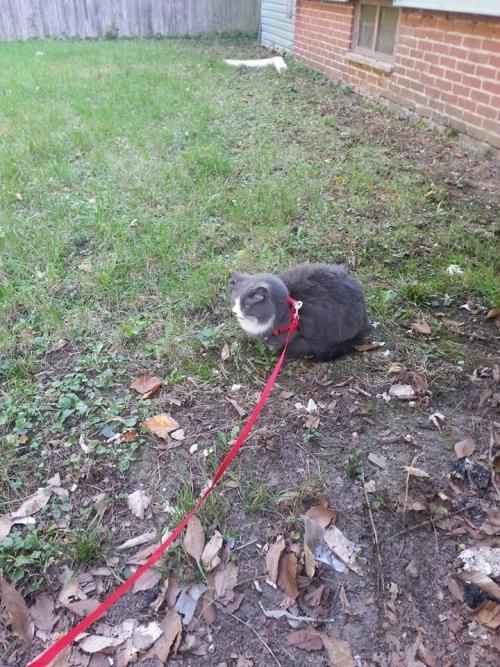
left=230, top=263, right=369, bottom=361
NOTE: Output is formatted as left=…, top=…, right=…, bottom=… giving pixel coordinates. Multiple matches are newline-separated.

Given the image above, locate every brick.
left=440, top=55, right=457, bottom=69
left=444, top=69, right=462, bottom=83
left=476, top=104, right=499, bottom=121
left=462, top=74, right=482, bottom=89
left=472, top=21, right=497, bottom=39
left=459, top=61, right=477, bottom=75
left=462, top=36, right=482, bottom=50
left=449, top=46, right=467, bottom=58
left=434, top=42, right=452, bottom=56
left=476, top=65, right=497, bottom=79
left=429, top=65, right=445, bottom=78
left=482, top=79, right=500, bottom=95
left=482, top=38, right=500, bottom=52
left=467, top=50, right=491, bottom=65
left=490, top=54, right=500, bottom=68
left=452, top=83, right=470, bottom=98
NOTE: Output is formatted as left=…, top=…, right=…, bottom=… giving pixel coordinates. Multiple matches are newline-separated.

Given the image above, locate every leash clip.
left=294, top=300, right=303, bottom=320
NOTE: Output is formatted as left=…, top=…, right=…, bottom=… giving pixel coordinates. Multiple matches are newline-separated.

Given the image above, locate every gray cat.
left=230, top=263, right=369, bottom=361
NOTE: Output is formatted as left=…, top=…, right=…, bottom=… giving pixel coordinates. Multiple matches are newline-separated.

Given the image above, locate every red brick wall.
left=294, top=1, right=500, bottom=147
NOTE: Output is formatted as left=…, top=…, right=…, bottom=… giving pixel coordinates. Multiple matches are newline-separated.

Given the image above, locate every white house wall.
left=260, top=0, right=296, bottom=53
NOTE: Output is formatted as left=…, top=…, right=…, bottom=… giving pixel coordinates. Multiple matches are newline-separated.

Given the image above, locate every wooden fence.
left=0, top=0, right=259, bottom=39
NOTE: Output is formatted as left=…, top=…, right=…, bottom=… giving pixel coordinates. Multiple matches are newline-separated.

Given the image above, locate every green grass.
left=1, top=37, right=497, bottom=370
left=0, top=36, right=498, bottom=592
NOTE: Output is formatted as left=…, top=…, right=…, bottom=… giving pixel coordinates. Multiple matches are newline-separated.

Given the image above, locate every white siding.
left=393, top=1, right=500, bottom=17
left=260, top=0, right=296, bottom=53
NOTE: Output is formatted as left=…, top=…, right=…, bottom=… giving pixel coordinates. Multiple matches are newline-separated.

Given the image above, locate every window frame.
left=353, top=0, right=400, bottom=64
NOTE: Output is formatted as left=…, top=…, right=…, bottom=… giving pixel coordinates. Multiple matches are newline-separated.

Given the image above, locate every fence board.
left=0, top=0, right=259, bottom=39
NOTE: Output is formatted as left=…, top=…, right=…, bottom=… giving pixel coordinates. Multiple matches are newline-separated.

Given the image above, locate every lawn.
left=0, top=37, right=499, bottom=666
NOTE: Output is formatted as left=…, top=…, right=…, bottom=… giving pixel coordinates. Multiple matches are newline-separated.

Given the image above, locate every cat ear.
left=230, top=271, right=244, bottom=286
left=252, top=285, right=268, bottom=302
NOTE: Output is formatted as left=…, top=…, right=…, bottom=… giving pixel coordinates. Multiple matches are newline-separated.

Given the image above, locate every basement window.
left=354, top=1, right=399, bottom=61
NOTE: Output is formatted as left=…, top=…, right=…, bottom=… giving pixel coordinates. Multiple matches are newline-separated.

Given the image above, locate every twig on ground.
left=489, top=422, right=500, bottom=502
left=403, top=453, right=423, bottom=518
left=362, top=469, right=386, bottom=605
left=233, top=538, right=259, bottom=552
left=391, top=504, right=475, bottom=539
left=258, top=602, right=336, bottom=623
left=227, top=610, right=282, bottom=666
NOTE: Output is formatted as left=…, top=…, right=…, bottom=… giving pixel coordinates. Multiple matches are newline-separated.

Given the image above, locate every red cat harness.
left=272, top=295, right=302, bottom=336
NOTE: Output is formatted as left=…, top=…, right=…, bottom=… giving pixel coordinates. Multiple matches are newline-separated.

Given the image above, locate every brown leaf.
left=30, top=593, right=58, bottom=631
left=479, top=509, right=500, bottom=536
left=266, top=535, right=285, bottom=584
left=486, top=307, right=500, bottom=320
left=457, top=571, right=500, bottom=601
left=403, top=466, right=430, bottom=478
left=227, top=398, right=246, bottom=417
left=236, top=657, right=253, bottom=667
left=65, top=598, right=101, bottom=617
left=389, top=383, right=415, bottom=400
left=214, top=562, right=238, bottom=604
left=339, top=585, right=355, bottom=616
left=220, top=343, right=230, bottom=361
left=388, top=363, right=407, bottom=374
left=201, top=530, right=223, bottom=570
left=416, top=635, right=437, bottom=667
left=354, top=341, right=384, bottom=352
left=411, top=320, right=432, bottom=335
left=132, top=567, right=162, bottom=593
left=120, top=430, right=138, bottom=443
left=286, top=628, right=323, bottom=651
left=0, top=576, right=34, bottom=645
left=304, top=506, right=337, bottom=529
left=304, top=540, right=316, bottom=579
left=201, top=589, right=216, bottom=623
left=321, top=635, right=355, bottom=667
left=47, top=646, right=71, bottom=667
left=130, top=375, right=162, bottom=396
left=11, top=487, right=52, bottom=519
left=0, top=514, right=12, bottom=541
left=78, top=635, right=127, bottom=653
left=277, top=553, right=299, bottom=600
left=473, top=600, right=500, bottom=629
left=127, top=489, right=151, bottom=519
left=224, top=592, right=244, bottom=614
left=454, top=437, right=475, bottom=459
left=303, top=584, right=324, bottom=609
left=183, top=516, right=205, bottom=563
left=445, top=577, right=463, bottom=603
left=48, top=338, right=68, bottom=353
left=412, top=371, right=429, bottom=393
left=144, top=414, right=180, bottom=441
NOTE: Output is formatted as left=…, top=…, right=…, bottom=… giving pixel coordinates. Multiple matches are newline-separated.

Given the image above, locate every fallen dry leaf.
left=220, top=342, right=230, bottom=361
left=388, top=363, right=407, bottom=374
left=454, top=437, right=475, bottom=459
left=0, top=514, right=12, bottom=541
left=303, top=584, right=325, bottom=609
left=48, top=338, right=68, bottom=353
left=404, top=466, right=430, bottom=478
left=175, top=582, right=206, bottom=624
left=286, top=628, right=323, bottom=651
left=132, top=567, right=162, bottom=594
left=416, top=633, right=437, bottom=667
left=120, top=430, right=138, bottom=443
left=277, top=553, right=299, bottom=600
left=411, top=320, right=432, bottom=335
left=339, top=585, right=355, bottom=616
left=127, top=489, right=151, bottom=520
left=183, top=516, right=205, bottom=563
left=368, top=453, right=387, bottom=470
left=445, top=577, right=463, bottom=603
left=389, top=383, right=415, bottom=400
left=304, top=540, right=316, bottom=579
left=201, top=530, right=223, bottom=570
left=201, top=589, right=216, bottom=623
left=457, top=571, right=500, bottom=602
left=214, top=561, right=238, bottom=604
left=144, top=414, right=180, bottom=440
left=78, top=635, right=127, bottom=653
left=132, top=621, right=163, bottom=650
left=171, top=428, right=185, bottom=441
left=117, top=530, right=156, bottom=551
left=30, top=593, right=58, bottom=631
left=236, top=657, right=253, bottom=667
left=321, top=635, right=355, bottom=667
left=227, top=398, right=246, bottom=417
left=323, top=526, right=365, bottom=576
left=473, top=600, right=500, bottom=629
left=0, top=576, right=34, bottom=646
left=64, top=598, right=101, bottom=617
left=11, top=487, right=52, bottom=519
left=354, top=341, right=385, bottom=352
left=412, top=371, right=429, bottom=393
left=130, top=375, right=162, bottom=396
left=486, top=307, right=500, bottom=320
left=304, top=506, right=337, bottom=529
left=266, top=535, right=285, bottom=584
left=147, top=608, right=182, bottom=661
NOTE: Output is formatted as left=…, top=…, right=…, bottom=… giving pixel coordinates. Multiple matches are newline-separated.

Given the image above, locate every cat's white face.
left=232, top=296, right=274, bottom=336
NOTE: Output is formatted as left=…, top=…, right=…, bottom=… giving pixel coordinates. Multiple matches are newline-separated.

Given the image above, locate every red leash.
left=27, top=303, right=301, bottom=667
